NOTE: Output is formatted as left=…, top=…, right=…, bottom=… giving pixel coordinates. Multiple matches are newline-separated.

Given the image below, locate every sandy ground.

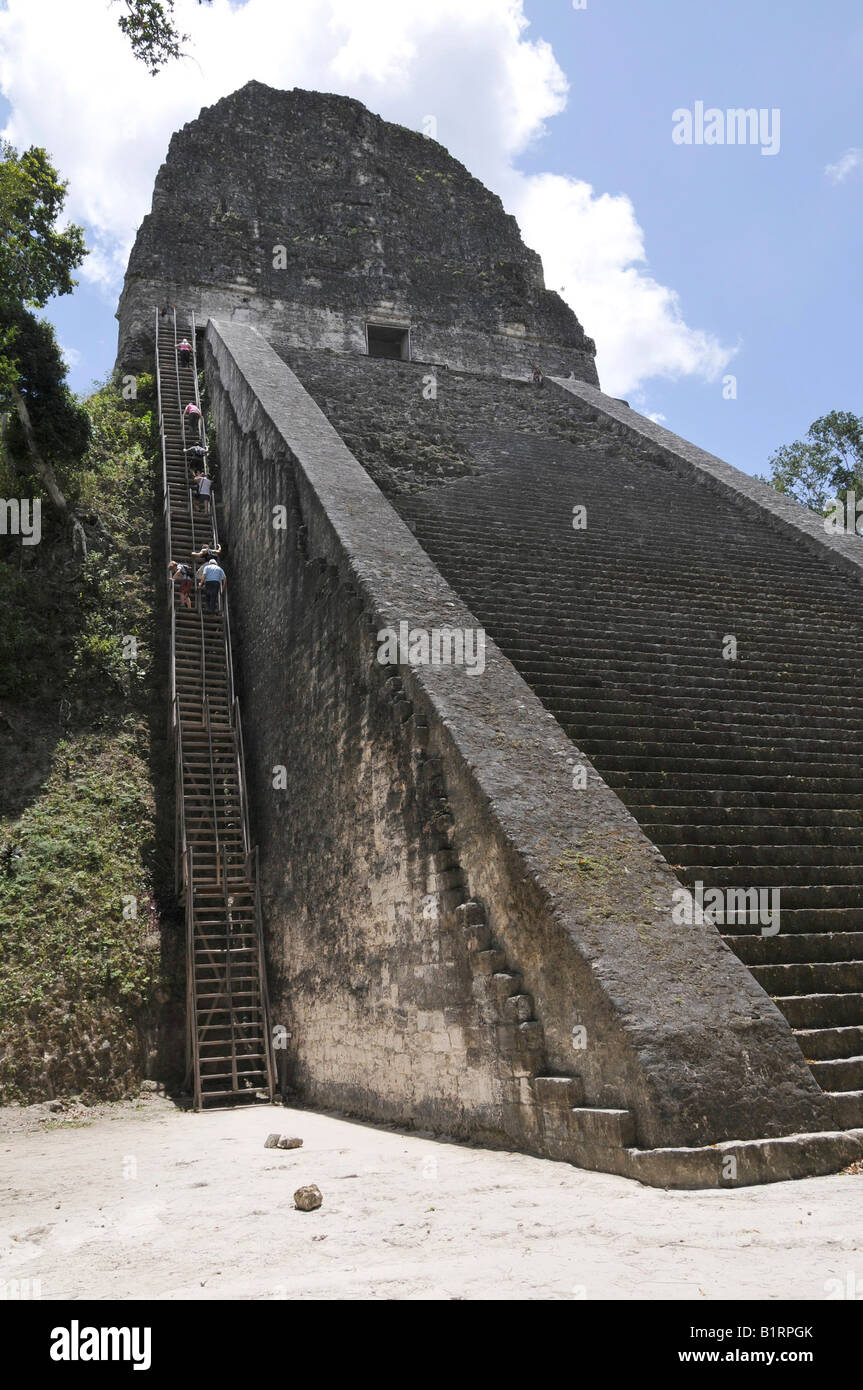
left=0, top=1094, right=861, bottom=1301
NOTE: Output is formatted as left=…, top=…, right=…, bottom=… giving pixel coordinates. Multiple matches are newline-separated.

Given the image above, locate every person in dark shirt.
left=184, top=443, right=208, bottom=483
left=192, top=541, right=222, bottom=565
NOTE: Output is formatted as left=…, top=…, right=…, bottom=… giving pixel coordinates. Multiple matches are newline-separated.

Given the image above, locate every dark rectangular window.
left=366, top=324, right=410, bottom=360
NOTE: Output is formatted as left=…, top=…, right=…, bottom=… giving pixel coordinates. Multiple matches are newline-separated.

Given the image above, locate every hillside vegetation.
left=0, top=377, right=181, bottom=1103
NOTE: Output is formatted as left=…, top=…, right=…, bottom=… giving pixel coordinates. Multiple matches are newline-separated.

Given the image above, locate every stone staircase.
left=282, top=349, right=863, bottom=1133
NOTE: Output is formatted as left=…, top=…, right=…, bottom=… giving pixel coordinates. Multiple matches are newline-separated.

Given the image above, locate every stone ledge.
left=550, top=1129, right=863, bottom=1189
left=619, top=1127, right=863, bottom=1190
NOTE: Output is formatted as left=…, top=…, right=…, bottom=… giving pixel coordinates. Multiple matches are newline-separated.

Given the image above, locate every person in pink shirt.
left=183, top=401, right=202, bottom=440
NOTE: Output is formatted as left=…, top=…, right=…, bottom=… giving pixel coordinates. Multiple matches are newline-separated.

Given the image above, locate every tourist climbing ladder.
left=156, top=308, right=275, bottom=1108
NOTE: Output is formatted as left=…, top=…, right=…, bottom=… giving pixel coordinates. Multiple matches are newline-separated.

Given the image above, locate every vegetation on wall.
left=0, top=379, right=180, bottom=1104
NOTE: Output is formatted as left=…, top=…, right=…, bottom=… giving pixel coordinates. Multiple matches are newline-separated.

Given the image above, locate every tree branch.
left=10, top=381, right=67, bottom=511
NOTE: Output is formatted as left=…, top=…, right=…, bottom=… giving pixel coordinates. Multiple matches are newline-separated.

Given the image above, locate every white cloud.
left=0, top=0, right=733, bottom=393
left=58, top=342, right=82, bottom=368
left=825, top=148, right=863, bottom=184
left=509, top=171, right=735, bottom=395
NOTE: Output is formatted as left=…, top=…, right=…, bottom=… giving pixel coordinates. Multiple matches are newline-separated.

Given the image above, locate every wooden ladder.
left=155, top=308, right=276, bottom=1109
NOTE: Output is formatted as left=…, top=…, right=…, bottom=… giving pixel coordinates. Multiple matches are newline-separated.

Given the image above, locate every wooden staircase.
left=155, top=308, right=275, bottom=1109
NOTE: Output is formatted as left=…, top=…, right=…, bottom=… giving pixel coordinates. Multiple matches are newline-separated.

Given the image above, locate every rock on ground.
left=294, top=1184, right=323, bottom=1211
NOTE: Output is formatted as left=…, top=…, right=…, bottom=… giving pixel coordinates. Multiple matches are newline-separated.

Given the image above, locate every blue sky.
left=520, top=0, right=863, bottom=474
left=1, top=0, right=860, bottom=479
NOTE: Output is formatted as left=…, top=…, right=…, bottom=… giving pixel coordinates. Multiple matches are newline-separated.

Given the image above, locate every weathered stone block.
left=475, top=950, right=507, bottom=976
left=532, top=1075, right=584, bottom=1109
left=503, top=993, right=533, bottom=1024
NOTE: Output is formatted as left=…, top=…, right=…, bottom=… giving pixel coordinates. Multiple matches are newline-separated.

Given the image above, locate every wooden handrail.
left=157, top=305, right=274, bottom=1107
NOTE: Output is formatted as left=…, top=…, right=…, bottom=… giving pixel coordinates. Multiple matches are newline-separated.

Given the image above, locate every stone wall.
left=117, top=83, right=598, bottom=385
left=203, top=318, right=836, bottom=1160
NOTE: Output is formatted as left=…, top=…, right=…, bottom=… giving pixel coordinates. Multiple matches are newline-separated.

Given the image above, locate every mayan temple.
left=117, top=80, right=863, bottom=1187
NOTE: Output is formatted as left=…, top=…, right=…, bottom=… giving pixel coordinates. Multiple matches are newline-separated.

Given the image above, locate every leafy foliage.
left=113, top=0, right=213, bottom=74
left=0, top=378, right=156, bottom=701
left=0, top=142, right=87, bottom=315
left=0, top=141, right=89, bottom=512
left=0, top=305, right=91, bottom=487
left=72, top=374, right=155, bottom=535
left=0, top=731, right=162, bottom=1103
left=760, top=411, right=863, bottom=513
left=0, top=379, right=175, bottom=1102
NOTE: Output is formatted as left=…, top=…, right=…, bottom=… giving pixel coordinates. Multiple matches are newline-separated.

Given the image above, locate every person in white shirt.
left=198, top=558, right=226, bottom=615
left=193, top=470, right=213, bottom=516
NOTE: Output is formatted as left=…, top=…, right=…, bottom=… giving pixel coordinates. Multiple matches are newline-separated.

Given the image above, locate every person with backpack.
left=185, top=444, right=208, bottom=493
left=177, top=338, right=192, bottom=369
left=168, top=559, right=193, bottom=610
left=198, top=557, right=226, bottom=615
left=184, top=443, right=208, bottom=476
left=192, top=541, right=222, bottom=565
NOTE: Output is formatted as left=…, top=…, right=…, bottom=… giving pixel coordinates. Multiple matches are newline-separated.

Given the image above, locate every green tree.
left=761, top=411, right=863, bottom=513
left=113, top=0, right=212, bottom=75
left=0, top=144, right=86, bottom=310
left=1, top=307, right=90, bottom=501
left=0, top=142, right=87, bottom=512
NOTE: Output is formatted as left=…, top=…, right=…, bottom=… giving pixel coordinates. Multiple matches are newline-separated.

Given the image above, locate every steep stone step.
left=729, top=932, right=863, bottom=964
left=793, top=1025, right=863, bottom=1059
left=827, top=1092, right=863, bottom=1126
left=807, top=1056, right=863, bottom=1090
left=721, top=909, right=863, bottom=934
left=751, top=961, right=863, bottom=995
left=642, top=809, right=863, bottom=832
left=568, top=1107, right=636, bottom=1147
left=774, top=993, right=863, bottom=1028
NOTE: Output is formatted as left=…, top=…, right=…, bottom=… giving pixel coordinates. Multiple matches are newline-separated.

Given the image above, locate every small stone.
left=264, top=1133, right=281, bottom=1149
left=140, top=1080, right=158, bottom=1093
left=276, top=1136, right=303, bottom=1150
left=294, top=1184, right=323, bottom=1212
